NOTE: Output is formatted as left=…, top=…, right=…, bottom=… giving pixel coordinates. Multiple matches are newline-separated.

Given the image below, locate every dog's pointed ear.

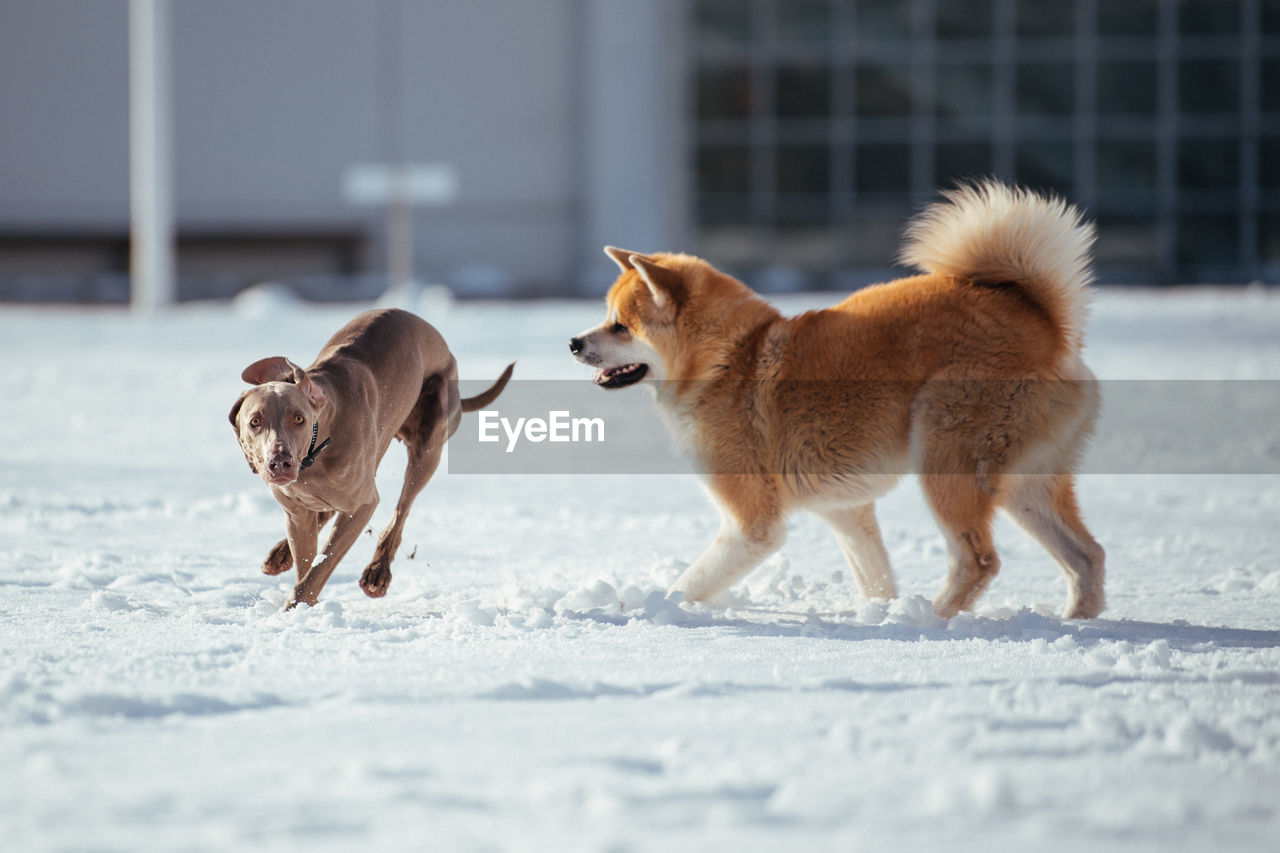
left=241, top=356, right=300, bottom=386
left=629, top=254, right=680, bottom=317
left=604, top=246, right=638, bottom=272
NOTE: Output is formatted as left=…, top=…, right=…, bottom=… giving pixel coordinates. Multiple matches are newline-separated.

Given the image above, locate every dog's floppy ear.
left=295, top=371, right=327, bottom=411
left=629, top=254, right=680, bottom=319
left=604, top=246, right=638, bottom=272
left=228, top=391, right=248, bottom=432
left=227, top=391, right=259, bottom=473
left=241, top=356, right=301, bottom=386
left=242, top=357, right=326, bottom=411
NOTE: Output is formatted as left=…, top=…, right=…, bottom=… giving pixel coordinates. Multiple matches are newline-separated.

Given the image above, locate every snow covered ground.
left=2, top=286, right=1278, bottom=852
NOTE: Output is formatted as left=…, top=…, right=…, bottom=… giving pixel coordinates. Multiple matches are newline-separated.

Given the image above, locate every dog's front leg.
left=669, top=518, right=786, bottom=603
left=669, top=475, right=786, bottom=603
left=263, top=511, right=334, bottom=576
left=818, top=504, right=898, bottom=600
left=290, top=501, right=378, bottom=607
left=282, top=510, right=321, bottom=609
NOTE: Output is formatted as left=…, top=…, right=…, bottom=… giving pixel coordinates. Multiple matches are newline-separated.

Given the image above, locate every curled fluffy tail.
left=460, top=362, right=515, bottom=412
left=898, top=180, right=1096, bottom=351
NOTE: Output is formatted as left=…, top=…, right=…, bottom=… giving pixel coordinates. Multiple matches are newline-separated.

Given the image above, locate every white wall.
left=0, top=0, right=687, bottom=295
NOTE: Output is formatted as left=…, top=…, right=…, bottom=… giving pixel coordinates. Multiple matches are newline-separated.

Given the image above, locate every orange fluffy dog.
left=570, top=181, right=1105, bottom=619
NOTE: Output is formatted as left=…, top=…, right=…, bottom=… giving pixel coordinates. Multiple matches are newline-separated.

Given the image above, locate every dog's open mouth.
left=593, top=363, right=648, bottom=389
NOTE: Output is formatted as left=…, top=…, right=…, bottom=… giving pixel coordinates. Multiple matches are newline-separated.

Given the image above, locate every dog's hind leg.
left=360, top=376, right=449, bottom=598
left=818, top=504, right=897, bottom=599
left=361, top=441, right=443, bottom=598
left=263, top=511, right=334, bottom=575
left=911, top=377, right=1017, bottom=617
left=921, top=473, right=1002, bottom=618
left=1002, top=474, right=1105, bottom=618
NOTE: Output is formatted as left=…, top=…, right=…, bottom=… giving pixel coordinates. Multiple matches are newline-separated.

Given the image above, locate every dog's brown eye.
left=612, top=322, right=628, bottom=334
left=249, top=415, right=262, bottom=429
left=294, top=414, right=305, bottom=425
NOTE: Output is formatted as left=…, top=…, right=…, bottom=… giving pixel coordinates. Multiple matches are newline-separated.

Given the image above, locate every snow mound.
left=231, top=281, right=302, bottom=317
left=375, top=279, right=455, bottom=317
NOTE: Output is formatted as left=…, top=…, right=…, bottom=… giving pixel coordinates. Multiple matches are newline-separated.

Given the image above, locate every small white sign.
left=342, top=163, right=459, bottom=206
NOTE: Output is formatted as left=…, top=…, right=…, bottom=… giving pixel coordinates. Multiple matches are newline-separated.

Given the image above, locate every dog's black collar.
left=300, top=421, right=331, bottom=470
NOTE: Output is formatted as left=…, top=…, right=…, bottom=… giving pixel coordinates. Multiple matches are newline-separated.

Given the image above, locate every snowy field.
left=2, top=286, right=1279, bottom=852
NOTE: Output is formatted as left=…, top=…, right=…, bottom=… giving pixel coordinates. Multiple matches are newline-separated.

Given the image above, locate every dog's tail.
left=459, top=362, right=515, bottom=412
left=898, top=179, right=1096, bottom=352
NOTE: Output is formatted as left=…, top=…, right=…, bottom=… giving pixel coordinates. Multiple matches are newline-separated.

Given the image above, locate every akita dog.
left=570, top=180, right=1106, bottom=619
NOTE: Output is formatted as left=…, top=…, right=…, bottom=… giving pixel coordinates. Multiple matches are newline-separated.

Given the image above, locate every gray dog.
left=229, top=308, right=512, bottom=607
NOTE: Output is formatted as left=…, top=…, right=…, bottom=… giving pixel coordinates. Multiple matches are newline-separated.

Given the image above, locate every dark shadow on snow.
left=560, top=602, right=1280, bottom=652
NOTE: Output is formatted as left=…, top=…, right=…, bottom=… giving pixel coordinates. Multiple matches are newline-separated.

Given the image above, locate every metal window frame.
left=690, top=0, right=1276, bottom=285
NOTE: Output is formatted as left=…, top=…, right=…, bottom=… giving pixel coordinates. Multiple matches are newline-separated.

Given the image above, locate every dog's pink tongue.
left=593, top=368, right=608, bottom=383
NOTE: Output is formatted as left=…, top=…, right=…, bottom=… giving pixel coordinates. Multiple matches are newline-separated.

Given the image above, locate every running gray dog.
left=229, top=308, right=513, bottom=607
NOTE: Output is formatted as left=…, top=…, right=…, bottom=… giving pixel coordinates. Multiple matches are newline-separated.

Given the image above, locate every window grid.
left=691, top=0, right=1280, bottom=285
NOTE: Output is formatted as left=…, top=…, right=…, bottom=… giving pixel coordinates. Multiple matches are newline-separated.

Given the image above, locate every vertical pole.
left=379, top=0, right=413, bottom=291
left=1154, top=0, right=1177, bottom=283
left=581, top=0, right=688, bottom=293
left=387, top=170, right=414, bottom=288
left=1074, top=0, right=1097, bottom=212
left=129, top=0, right=175, bottom=312
left=1240, top=0, right=1260, bottom=279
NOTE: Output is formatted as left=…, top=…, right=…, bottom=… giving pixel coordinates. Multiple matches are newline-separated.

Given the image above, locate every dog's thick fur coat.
left=571, top=181, right=1105, bottom=618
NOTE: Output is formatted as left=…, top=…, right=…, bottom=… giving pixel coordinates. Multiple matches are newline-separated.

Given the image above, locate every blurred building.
left=0, top=0, right=1277, bottom=301
left=693, top=0, right=1280, bottom=288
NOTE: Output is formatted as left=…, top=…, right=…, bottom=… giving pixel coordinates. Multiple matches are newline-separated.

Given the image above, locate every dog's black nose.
left=569, top=337, right=583, bottom=355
